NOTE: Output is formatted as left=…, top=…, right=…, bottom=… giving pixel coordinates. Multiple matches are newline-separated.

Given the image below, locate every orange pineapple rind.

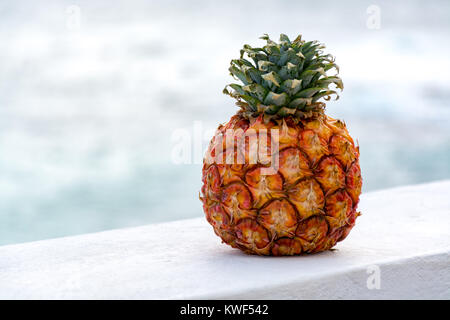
left=202, top=114, right=361, bottom=255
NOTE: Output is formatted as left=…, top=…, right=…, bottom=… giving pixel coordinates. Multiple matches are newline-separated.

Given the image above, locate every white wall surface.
left=0, top=180, right=449, bottom=299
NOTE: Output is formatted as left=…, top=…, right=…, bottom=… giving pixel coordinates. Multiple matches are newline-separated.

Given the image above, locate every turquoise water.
left=0, top=0, right=449, bottom=245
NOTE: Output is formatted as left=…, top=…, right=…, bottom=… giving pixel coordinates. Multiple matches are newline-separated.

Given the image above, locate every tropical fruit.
left=200, top=34, right=362, bottom=255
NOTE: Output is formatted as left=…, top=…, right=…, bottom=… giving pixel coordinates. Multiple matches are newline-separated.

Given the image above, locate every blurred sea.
left=0, top=0, right=449, bottom=245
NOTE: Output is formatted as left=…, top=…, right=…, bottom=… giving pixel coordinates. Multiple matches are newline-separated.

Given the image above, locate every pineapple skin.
left=200, top=113, right=362, bottom=255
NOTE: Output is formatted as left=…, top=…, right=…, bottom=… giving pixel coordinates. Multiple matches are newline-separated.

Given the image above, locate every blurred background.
left=0, top=0, right=449, bottom=245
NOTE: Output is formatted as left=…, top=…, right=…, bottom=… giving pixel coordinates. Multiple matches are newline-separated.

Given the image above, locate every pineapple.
left=200, top=34, right=362, bottom=255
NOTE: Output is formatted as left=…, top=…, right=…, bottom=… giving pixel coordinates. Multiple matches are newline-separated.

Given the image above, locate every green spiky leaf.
left=261, top=71, right=281, bottom=89
left=281, top=79, right=302, bottom=96
left=242, top=83, right=268, bottom=101
left=224, top=33, right=343, bottom=119
left=289, top=97, right=312, bottom=109
left=295, top=87, right=322, bottom=98
left=264, top=92, right=289, bottom=106
left=258, top=60, right=276, bottom=72
left=229, top=84, right=246, bottom=96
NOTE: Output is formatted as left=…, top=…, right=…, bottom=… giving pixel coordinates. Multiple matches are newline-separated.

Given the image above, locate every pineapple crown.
left=223, top=34, right=343, bottom=119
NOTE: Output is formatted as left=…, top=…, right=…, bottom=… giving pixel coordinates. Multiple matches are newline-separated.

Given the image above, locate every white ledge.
left=1, top=181, right=449, bottom=299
